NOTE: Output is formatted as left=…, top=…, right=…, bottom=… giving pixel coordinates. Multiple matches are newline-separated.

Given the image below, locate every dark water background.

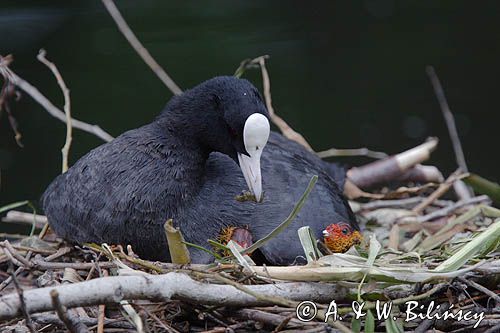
left=1, top=0, right=499, bottom=211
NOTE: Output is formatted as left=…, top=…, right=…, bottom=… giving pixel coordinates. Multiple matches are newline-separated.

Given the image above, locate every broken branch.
left=0, top=272, right=346, bottom=321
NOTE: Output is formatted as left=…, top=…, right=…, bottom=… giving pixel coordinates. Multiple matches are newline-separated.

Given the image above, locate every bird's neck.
left=155, top=91, right=222, bottom=153
left=149, top=113, right=212, bottom=208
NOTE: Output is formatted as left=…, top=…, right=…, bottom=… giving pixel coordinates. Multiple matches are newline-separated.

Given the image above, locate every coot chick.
left=42, top=76, right=359, bottom=265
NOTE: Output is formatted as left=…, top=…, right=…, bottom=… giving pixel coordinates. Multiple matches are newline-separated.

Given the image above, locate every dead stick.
left=459, top=277, right=500, bottom=305
left=0, top=272, right=349, bottom=321
left=235, top=55, right=313, bottom=151
left=426, top=66, right=468, bottom=173
left=0, top=266, right=23, bottom=292
left=417, top=195, right=491, bottom=222
left=97, top=270, right=108, bottom=333
left=317, top=147, right=387, bottom=159
left=32, top=259, right=115, bottom=270
left=101, top=0, right=182, bottom=95
left=44, top=247, right=72, bottom=262
left=210, top=273, right=351, bottom=333
left=257, top=56, right=313, bottom=151
left=0, top=56, right=113, bottom=142
left=0, top=245, right=33, bottom=292
left=2, top=210, right=48, bottom=228
left=8, top=263, right=36, bottom=333
left=412, top=170, right=465, bottom=214
left=50, top=289, right=89, bottom=333
left=347, top=138, right=438, bottom=189
left=201, top=321, right=254, bottom=333
left=139, top=305, right=179, bottom=333
left=273, top=312, right=298, bottom=332
left=32, top=314, right=133, bottom=329
left=0, top=240, right=32, bottom=268
left=236, top=309, right=304, bottom=329
left=37, top=49, right=72, bottom=173
left=426, top=66, right=472, bottom=199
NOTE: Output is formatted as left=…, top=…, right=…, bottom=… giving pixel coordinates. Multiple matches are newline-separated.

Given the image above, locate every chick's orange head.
left=323, top=222, right=362, bottom=253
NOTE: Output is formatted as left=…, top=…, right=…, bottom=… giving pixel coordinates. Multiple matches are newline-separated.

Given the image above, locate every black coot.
left=42, top=76, right=358, bottom=265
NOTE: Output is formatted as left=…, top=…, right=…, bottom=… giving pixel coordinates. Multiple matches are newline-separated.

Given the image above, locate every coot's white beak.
left=238, top=113, right=270, bottom=202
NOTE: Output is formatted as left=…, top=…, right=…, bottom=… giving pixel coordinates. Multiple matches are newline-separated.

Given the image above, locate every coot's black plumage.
left=42, top=76, right=358, bottom=265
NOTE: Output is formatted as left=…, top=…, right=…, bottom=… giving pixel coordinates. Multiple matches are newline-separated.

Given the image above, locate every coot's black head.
left=161, top=76, right=271, bottom=201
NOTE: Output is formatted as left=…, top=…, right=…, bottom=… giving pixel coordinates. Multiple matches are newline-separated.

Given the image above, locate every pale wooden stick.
left=2, top=210, right=48, bottom=228
left=97, top=270, right=108, bottom=333
left=50, top=289, right=89, bottom=333
left=317, top=147, right=388, bottom=159
left=412, top=170, right=466, bottom=214
left=257, top=56, right=313, bottom=151
left=0, top=272, right=346, bottom=321
left=0, top=55, right=113, bottom=142
left=101, top=0, right=182, bottom=95
left=426, top=66, right=472, bottom=199
left=37, top=49, right=72, bottom=173
left=426, top=66, right=468, bottom=173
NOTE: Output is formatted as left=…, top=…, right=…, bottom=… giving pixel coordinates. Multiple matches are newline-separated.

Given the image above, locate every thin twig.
left=459, top=277, right=500, bottom=305
left=210, top=273, right=351, bottom=333
left=8, top=262, right=36, bottom=333
left=100, top=0, right=182, bottom=95
left=235, top=55, right=313, bottom=151
left=50, top=289, right=89, bottom=333
left=139, top=305, right=179, bottom=333
left=0, top=55, right=113, bottom=142
left=258, top=56, right=313, bottom=151
left=0, top=76, right=24, bottom=147
left=0, top=266, right=23, bottom=292
left=412, top=170, right=465, bottom=214
left=426, top=66, right=472, bottom=199
left=209, top=273, right=295, bottom=308
left=235, top=309, right=307, bottom=330
left=44, top=247, right=72, bottom=262
left=338, top=283, right=447, bottom=314
left=0, top=242, right=34, bottom=292
left=37, top=49, right=72, bottom=173
left=31, top=259, right=116, bottom=270
left=32, top=314, right=134, bottom=330
left=273, top=312, right=297, bottom=332
left=426, top=66, right=468, bottom=173
left=201, top=321, right=254, bottom=333
left=317, top=147, right=387, bottom=159
left=417, top=195, right=491, bottom=222
left=360, top=197, right=444, bottom=211
left=97, top=270, right=108, bottom=333
left=0, top=240, right=32, bottom=268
